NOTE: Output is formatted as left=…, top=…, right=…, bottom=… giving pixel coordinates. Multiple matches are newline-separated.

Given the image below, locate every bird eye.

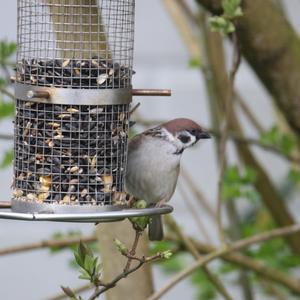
left=178, top=134, right=191, bottom=144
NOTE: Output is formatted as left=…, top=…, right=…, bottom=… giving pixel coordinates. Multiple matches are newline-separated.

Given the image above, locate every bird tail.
left=148, top=215, right=164, bottom=241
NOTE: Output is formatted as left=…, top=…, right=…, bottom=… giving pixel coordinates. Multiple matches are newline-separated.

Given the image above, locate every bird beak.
left=197, top=131, right=211, bottom=140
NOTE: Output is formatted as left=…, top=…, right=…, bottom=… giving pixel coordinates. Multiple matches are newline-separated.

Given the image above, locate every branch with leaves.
left=59, top=201, right=172, bottom=300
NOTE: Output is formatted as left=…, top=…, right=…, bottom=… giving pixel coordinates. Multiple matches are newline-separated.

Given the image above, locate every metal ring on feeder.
left=0, top=204, right=173, bottom=223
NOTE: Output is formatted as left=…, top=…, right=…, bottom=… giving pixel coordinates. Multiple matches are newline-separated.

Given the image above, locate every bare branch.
left=216, top=32, right=242, bottom=243
left=165, top=234, right=300, bottom=295
left=49, top=283, right=92, bottom=300
left=0, top=87, right=14, bottom=99
left=148, top=223, right=300, bottom=300
left=0, top=133, right=13, bottom=140
left=123, top=230, right=143, bottom=272
left=88, top=252, right=163, bottom=300
left=0, top=235, right=96, bottom=256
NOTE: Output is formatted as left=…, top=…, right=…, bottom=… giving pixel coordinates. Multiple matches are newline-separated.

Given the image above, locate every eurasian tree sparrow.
left=125, top=118, right=211, bottom=241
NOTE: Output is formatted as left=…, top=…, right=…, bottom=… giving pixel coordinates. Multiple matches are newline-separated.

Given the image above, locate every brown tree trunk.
left=47, top=0, right=108, bottom=58
left=204, top=27, right=300, bottom=254
left=96, top=221, right=154, bottom=300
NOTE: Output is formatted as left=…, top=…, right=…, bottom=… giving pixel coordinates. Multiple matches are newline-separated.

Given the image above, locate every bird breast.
left=125, top=135, right=181, bottom=205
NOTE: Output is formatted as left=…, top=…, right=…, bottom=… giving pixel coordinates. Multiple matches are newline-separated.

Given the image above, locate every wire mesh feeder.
left=4, top=0, right=173, bottom=222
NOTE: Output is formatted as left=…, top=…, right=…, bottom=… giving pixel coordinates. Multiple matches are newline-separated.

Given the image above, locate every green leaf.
left=114, top=238, right=128, bottom=255
left=74, top=252, right=83, bottom=268
left=222, top=0, right=243, bottom=19
left=78, top=269, right=91, bottom=281
left=209, top=16, right=235, bottom=35
left=0, top=41, right=16, bottom=65
left=84, top=255, right=96, bottom=275
left=243, top=167, right=257, bottom=183
left=161, top=250, right=173, bottom=259
left=280, top=134, right=296, bottom=155
left=0, top=101, right=14, bottom=119
left=241, top=189, right=260, bottom=203
left=224, top=166, right=240, bottom=182
left=0, top=149, right=13, bottom=169
left=61, top=286, right=77, bottom=299
left=260, top=126, right=296, bottom=155
left=150, top=240, right=176, bottom=255
left=191, top=270, right=216, bottom=300
left=288, top=168, right=300, bottom=183
left=218, top=261, right=238, bottom=274
left=160, top=253, right=189, bottom=274
left=129, top=200, right=150, bottom=231
left=222, top=183, right=241, bottom=199
left=189, top=57, right=201, bottom=69
left=79, top=241, right=93, bottom=261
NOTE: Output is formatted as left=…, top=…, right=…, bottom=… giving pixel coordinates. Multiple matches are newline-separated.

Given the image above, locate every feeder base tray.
left=0, top=204, right=173, bottom=223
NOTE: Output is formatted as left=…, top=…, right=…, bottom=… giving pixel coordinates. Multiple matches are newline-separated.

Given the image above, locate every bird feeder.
left=0, top=0, right=172, bottom=222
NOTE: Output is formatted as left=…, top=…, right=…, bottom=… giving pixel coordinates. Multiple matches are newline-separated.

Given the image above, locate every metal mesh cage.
left=16, top=0, right=134, bottom=88
left=13, top=0, right=135, bottom=213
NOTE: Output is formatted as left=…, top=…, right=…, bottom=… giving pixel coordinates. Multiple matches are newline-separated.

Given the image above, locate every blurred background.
left=1, top=0, right=300, bottom=299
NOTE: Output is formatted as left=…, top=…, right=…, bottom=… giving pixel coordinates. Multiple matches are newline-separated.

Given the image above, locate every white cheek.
left=185, top=134, right=197, bottom=148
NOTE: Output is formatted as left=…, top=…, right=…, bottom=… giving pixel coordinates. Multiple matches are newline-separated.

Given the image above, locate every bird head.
left=161, top=118, right=211, bottom=153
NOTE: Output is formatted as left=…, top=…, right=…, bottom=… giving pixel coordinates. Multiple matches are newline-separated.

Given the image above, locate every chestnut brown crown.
left=162, top=118, right=210, bottom=141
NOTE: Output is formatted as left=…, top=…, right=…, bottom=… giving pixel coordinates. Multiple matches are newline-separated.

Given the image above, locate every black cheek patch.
left=178, top=134, right=191, bottom=144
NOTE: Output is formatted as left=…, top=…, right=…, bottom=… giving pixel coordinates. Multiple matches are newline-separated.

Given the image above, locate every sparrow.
left=125, top=118, right=211, bottom=241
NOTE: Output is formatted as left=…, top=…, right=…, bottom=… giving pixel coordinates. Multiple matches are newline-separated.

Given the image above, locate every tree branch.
left=0, top=235, right=96, bottom=256
left=165, top=235, right=300, bottom=295
left=216, top=31, right=242, bottom=243
left=196, top=0, right=300, bottom=140
left=0, top=133, right=13, bottom=140
left=148, top=223, right=300, bottom=300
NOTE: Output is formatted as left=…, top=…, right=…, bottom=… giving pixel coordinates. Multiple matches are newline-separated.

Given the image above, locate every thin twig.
left=234, top=92, right=264, bottom=133
left=129, top=102, right=141, bottom=116
left=180, top=167, right=217, bottom=220
left=177, top=184, right=212, bottom=242
left=148, top=223, right=300, bottom=300
left=209, top=129, right=300, bottom=164
left=49, top=283, right=93, bottom=300
left=162, top=0, right=201, bottom=59
left=88, top=253, right=163, bottom=300
left=124, top=230, right=143, bottom=272
left=0, top=87, right=14, bottom=99
left=0, top=235, right=96, bottom=256
left=0, top=133, right=13, bottom=140
left=216, top=32, right=241, bottom=243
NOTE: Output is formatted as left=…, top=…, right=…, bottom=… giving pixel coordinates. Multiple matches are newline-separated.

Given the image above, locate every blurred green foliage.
left=209, top=0, right=243, bottom=35
left=0, top=40, right=16, bottom=170
left=260, top=126, right=297, bottom=155
left=222, top=165, right=260, bottom=202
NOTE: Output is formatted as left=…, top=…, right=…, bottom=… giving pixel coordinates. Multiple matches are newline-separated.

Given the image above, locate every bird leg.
left=155, top=198, right=168, bottom=208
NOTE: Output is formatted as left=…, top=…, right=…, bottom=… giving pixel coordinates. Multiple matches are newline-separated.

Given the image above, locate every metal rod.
left=27, top=90, right=50, bottom=100
left=132, top=89, right=171, bottom=97
left=0, top=201, right=12, bottom=209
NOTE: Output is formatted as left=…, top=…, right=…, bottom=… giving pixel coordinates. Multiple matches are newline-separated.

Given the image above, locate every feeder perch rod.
left=132, top=89, right=171, bottom=97
left=0, top=201, right=12, bottom=209
left=27, top=90, right=50, bottom=100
